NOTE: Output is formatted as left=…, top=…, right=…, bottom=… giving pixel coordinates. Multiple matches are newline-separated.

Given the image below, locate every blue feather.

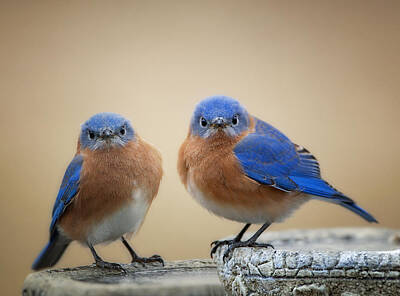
left=234, top=117, right=377, bottom=223
left=32, top=156, right=82, bottom=270
left=338, top=202, right=378, bottom=223
left=50, top=154, right=83, bottom=233
left=31, top=230, right=70, bottom=270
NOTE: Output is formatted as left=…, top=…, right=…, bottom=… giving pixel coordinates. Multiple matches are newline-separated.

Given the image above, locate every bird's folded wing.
left=234, top=118, right=350, bottom=202
left=50, top=154, right=83, bottom=234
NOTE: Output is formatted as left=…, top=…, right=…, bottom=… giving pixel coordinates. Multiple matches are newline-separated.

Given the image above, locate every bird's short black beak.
left=211, top=117, right=228, bottom=128
left=100, top=128, right=113, bottom=138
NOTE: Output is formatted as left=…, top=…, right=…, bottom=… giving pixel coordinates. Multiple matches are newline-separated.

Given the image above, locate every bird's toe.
left=222, top=241, right=274, bottom=262
left=210, top=240, right=235, bottom=258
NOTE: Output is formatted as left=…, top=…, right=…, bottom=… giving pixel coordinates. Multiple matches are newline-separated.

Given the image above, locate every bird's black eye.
left=232, top=114, right=239, bottom=126
left=120, top=127, right=126, bottom=136
left=199, top=117, right=208, bottom=127
left=88, top=131, right=95, bottom=140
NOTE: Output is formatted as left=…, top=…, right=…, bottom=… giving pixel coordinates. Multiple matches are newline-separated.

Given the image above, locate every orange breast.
left=59, top=137, right=163, bottom=242
left=178, top=130, right=309, bottom=224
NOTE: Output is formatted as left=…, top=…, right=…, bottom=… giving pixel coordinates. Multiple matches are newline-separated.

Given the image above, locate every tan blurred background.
left=1, top=0, right=399, bottom=295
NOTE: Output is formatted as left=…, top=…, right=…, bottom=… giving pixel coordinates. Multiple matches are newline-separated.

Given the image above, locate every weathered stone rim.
left=214, top=228, right=400, bottom=296
left=23, top=259, right=224, bottom=296
left=41, top=259, right=217, bottom=279
left=216, top=247, right=400, bottom=280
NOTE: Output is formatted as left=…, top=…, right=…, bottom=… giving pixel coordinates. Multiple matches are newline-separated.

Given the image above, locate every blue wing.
left=234, top=118, right=321, bottom=192
left=234, top=118, right=377, bottom=222
left=32, top=154, right=82, bottom=270
left=50, top=154, right=83, bottom=234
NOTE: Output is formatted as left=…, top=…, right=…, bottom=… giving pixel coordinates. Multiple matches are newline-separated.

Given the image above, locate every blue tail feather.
left=32, top=231, right=70, bottom=270
left=338, top=201, right=378, bottom=223
left=289, top=176, right=377, bottom=223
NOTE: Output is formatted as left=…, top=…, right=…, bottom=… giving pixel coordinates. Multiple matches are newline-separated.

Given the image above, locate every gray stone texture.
left=23, top=259, right=225, bottom=296
left=213, top=228, right=400, bottom=296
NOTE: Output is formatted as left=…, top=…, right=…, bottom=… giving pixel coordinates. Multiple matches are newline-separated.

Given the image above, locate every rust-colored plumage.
left=32, top=112, right=165, bottom=271
left=60, top=137, right=162, bottom=242
left=178, top=115, right=308, bottom=224
left=179, top=95, right=376, bottom=260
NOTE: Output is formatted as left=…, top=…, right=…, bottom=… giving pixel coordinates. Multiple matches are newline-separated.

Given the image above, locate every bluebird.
left=32, top=113, right=164, bottom=271
left=178, top=96, right=377, bottom=260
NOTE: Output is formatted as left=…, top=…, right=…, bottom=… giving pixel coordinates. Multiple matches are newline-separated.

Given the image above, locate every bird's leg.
left=121, top=236, right=164, bottom=266
left=88, top=243, right=126, bottom=273
left=222, top=222, right=274, bottom=261
left=210, top=223, right=251, bottom=257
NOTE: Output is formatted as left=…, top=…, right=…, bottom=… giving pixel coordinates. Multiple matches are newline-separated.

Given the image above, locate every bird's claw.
left=95, top=260, right=127, bottom=274
left=222, top=241, right=274, bottom=262
left=210, top=240, right=235, bottom=257
left=131, top=254, right=164, bottom=267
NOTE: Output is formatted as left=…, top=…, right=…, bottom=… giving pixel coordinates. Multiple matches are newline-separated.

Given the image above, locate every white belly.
left=86, top=188, right=150, bottom=245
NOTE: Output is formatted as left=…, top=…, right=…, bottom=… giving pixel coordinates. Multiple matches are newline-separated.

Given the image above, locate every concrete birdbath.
left=23, top=259, right=225, bottom=296
left=23, top=228, right=400, bottom=296
left=213, top=228, right=400, bottom=295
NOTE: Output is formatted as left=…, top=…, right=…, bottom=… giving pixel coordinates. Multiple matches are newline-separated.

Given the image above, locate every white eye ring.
left=199, top=117, right=208, bottom=127
left=120, top=127, right=126, bottom=136
left=232, top=114, right=239, bottom=126
left=88, top=131, right=95, bottom=140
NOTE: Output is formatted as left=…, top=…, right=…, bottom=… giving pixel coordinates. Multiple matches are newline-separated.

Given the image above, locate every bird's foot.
left=210, top=239, right=236, bottom=257
left=131, top=254, right=164, bottom=267
left=222, top=241, right=274, bottom=262
left=95, top=260, right=127, bottom=274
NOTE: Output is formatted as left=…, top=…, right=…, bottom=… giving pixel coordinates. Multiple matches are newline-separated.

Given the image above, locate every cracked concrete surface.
left=213, top=228, right=400, bottom=296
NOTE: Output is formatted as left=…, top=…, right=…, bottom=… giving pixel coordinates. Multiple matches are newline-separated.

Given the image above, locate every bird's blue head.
left=80, top=113, right=135, bottom=150
left=190, top=95, right=250, bottom=138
